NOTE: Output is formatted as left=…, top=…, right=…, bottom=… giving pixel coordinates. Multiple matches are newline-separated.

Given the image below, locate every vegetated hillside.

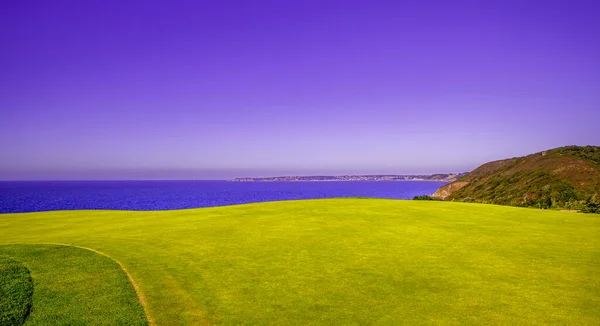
left=433, top=146, right=600, bottom=212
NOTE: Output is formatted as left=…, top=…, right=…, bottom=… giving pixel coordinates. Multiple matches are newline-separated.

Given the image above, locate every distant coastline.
left=230, top=173, right=468, bottom=182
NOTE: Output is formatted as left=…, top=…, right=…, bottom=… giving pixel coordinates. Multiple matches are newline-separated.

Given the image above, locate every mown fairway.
left=1, top=199, right=599, bottom=325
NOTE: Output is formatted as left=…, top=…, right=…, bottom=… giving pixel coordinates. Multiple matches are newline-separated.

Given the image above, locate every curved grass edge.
left=52, top=244, right=155, bottom=326
left=0, top=256, right=34, bottom=326
left=2, top=244, right=154, bottom=326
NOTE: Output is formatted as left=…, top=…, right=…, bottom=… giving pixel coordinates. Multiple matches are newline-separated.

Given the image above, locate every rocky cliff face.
left=432, top=182, right=468, bottom=199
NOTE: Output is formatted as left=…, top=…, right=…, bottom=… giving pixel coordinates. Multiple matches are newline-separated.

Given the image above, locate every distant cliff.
left=231, top=173, right=467, bottom=182
left=432, top=145, right=600, bottom=212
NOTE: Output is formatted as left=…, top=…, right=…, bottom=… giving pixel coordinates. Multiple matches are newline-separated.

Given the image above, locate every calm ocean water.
left=0, top=181, right=446, bottom=213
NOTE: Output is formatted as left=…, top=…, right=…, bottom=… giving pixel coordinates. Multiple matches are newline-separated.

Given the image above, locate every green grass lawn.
left=0, top=245, right=147, bottom=326
left=1, top=199, right=599, bottom=325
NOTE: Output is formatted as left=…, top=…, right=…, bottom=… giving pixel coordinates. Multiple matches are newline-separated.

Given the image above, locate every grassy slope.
left=0, top=256, right=33, bottom=326
left=1, top=198, right=599, bottom=325
left=0, top=245, right=147, bottom=326
left=439, top=146, right=600, bottom=208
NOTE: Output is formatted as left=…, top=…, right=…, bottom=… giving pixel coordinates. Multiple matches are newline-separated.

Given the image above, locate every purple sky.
left=1, top=1, right=599, bottom=180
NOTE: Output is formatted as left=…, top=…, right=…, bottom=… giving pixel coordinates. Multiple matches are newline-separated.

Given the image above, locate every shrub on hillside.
left=559, top=146, right=600, bottom=165
left=413, top=195, right=437, bottom=200
left=582, top=194, right=600, bottom=214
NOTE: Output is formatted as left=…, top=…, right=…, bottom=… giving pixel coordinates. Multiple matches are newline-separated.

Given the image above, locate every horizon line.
left=0, top=172, right=468, bottom=182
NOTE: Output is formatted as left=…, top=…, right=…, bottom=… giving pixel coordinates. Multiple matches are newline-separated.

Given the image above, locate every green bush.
left=0, top=256, right=33, bottom=326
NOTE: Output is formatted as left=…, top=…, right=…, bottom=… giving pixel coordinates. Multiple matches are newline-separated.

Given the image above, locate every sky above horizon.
left=1, top=1, right=599, bottom=180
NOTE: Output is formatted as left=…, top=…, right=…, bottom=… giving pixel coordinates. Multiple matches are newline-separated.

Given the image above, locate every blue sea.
left=0, top=181, right=446, bottom=213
